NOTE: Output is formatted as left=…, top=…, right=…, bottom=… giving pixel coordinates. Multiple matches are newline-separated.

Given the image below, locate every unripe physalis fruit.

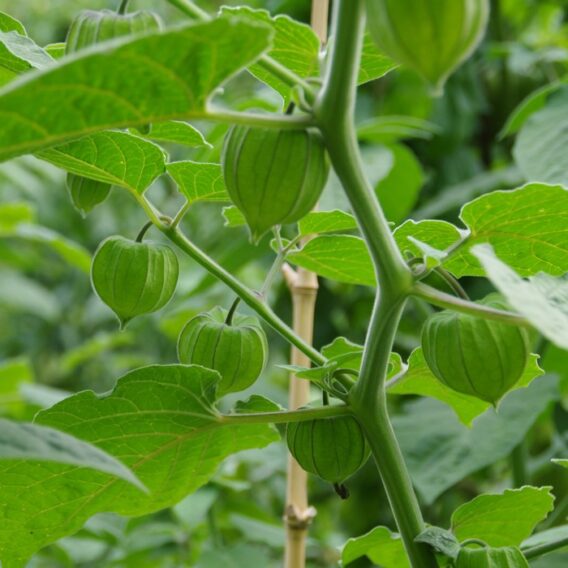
left=421, top=297, right=530, bottom=405
left=177, top=305, right=268, bottom=396
left=456, top=545, right=529, bottom=568
left=91, top=236, right=179, bottom=329
left=65, top=8, right=161, bottom=212
left=65, top=9, right=162, bottom=54
left=221, top=126, right=330, bottom=242
left=286, top=414, right=370, bottom=484
left=67, top=174, right=111, bottom=216
left=366, top=0, right=490, bottom=93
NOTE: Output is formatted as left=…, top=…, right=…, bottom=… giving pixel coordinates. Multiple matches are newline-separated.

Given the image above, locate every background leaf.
left=393, top=376, right=559, bottom=504
left=167, top=161, right=229, bottom=204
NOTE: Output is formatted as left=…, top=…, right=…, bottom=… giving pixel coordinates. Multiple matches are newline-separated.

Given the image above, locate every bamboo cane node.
left=284, top=504, right=317, bottom=530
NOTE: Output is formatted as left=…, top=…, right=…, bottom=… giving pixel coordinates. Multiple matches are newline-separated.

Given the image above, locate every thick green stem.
left=313, top=2, right=436, bottom=567
left=220, top=404, right=351, bottom=426
left=414, top=282, right=529, bottom=326
left=161, top=225, right=325, bottom=367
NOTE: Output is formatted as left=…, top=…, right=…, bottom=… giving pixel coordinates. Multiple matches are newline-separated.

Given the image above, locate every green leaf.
left=287, top=235, right=375, bottom=286
left=500, top=81, right=565, bottom=138
left=552, top=459, right=568, bottom=469
left=389, top=348, right=544, bottom=426
left=393, top=375, right=559, bottom=504
left=37, top=131, right=166, bottom=194
left=415, top=527, right=461, bottom=559
left=0, top=268, right=60, bottom=320
left=0, top=365, right=279, bottom=562
left=0, top=30, right=53, bottom=75
left=0, top=201, right=34, bottom=230
left=472, top=244, right=568, bottom=350
left=513, top=88, right=568, bottom=185
left=400, top=184, right=568, bottom=278
left=375, top=143, right=424, bottom=223
left=0, top=418, right=142, bottom=487
left=358, top=33, right=398, bottom=85
left=341, top=526, right=409, bottom=567
left=451, top=487, right=555, bottom=547
left=0, top=358, right=33, bottom=417
left=167, top=161, right=229, bottom=204
left=452, top=182, right=568, bottom=276
left=394, top=219, right=464, bottom=261
left=44, top=43, right=65, bottom=60
left=522, top=525, right=568, bottom=550
left=0, top=18, right=273, bottom=162
left=0, top=12, right=26, bottom=35
left=222, top=205, right=246, bottom=228
left=357, top=115, right=440, bottom=143
left=297, top=210, right=358, bottom=236
left=221, top=6, right=319, bottom=103
left=5, top=223, right=91, bottom=273
left=138, top=121, right=211, bottom=148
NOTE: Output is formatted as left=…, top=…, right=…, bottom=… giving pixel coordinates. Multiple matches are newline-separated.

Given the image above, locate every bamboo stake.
left=283, top=3, right=329, bottom=567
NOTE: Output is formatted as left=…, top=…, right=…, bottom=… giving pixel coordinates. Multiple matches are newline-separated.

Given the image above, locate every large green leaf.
left=221, top=7, right=319, bottom=103
left=0, top=365, right=279, bottom=563
left=341, top=526, right=409, bottom=567
left=37, top=131, right=166, bottom=194
left=393, top=375, right=559, bottom=504
left=287, top=235, right=375, bottom=287
left=472, top=244, right=568, bottom=350
left=167, top=161, right=229, bottom=204
left=389, top=349, right=544, bottom=426
left=449, top=183, right=568, bottom=277
left=0, top=18, right=272, bottom=161
left=0, top=419, right=142, bottom=487
left=397, top=184, right=568, bottom=278
left=513, top=88, right=568, bottom=186
left=451, top=487, right=554, bottom=547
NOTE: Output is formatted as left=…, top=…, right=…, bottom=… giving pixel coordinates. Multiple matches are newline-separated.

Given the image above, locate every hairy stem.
left=414, top=281, right=529, bottom=326
left=314, top=2, right=436, bottom=566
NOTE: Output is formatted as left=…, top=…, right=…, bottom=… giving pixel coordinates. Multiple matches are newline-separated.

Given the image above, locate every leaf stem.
left=170, top=201, right=190, bottom=229
left=523, top=535, right=568, bottom=559
left=224, top=297, right=241, bottom=326
left=205, top=108, right=314, bottom=129
left=135, top=221, right=153, bottom=243
left=413, top=281, right=530, bottom=326
left=117, top=0, right=131, bottom=15
left=220, top=403, right=351, bottom=425
left=161, top=224, right=326, bottom=367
